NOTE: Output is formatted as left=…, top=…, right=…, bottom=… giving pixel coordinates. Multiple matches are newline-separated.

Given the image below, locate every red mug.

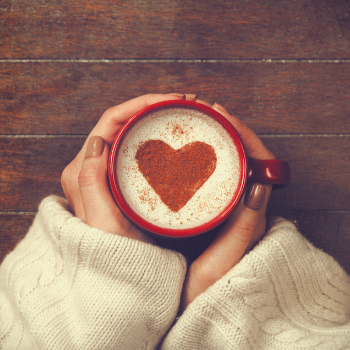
left=108, top=100, right=290, bottom=239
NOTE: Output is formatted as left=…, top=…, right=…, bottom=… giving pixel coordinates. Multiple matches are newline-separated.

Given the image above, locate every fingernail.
left=195, top=99, right=212, bottom=107
left=212, top=103, right=229, bottom=114
left=184, top=93, right=197, bottom=101
left=244, top=183, right=266, bottom=210
left=166, top=93, right=185, bottom=99
left=85, top=136, right=104, bottom=158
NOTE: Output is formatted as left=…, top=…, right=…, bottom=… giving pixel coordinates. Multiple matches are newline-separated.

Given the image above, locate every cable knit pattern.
left=0, top=196, right=187, bottom=350
left=161, top=218, right=350, bottom=349
left=2, top=197, right=350, bottom=349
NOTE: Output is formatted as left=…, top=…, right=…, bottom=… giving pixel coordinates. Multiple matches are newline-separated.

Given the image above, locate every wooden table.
left=1, top=0, right=349, bottom=273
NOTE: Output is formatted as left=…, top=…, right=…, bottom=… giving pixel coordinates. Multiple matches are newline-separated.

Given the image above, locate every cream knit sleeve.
left=0, top=196, right=187, bottom=350
left=162, top=218, right=350, bottom=350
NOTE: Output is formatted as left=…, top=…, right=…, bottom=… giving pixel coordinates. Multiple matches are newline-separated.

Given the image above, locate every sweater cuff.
left=1, top=196, right=187, bottom=350
left=162, top=218, right=350, bottom=349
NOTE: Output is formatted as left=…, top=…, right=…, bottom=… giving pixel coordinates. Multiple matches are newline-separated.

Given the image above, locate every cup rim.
left=108, top=100, right=247, bottom=238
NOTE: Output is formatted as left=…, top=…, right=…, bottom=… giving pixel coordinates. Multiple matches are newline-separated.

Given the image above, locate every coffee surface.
left=116, top=107, right=241, bottom=230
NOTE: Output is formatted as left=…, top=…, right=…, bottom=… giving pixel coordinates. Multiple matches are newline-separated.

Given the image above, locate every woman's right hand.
left=180, top=102, right=275, bottom=312
left=61, top=93, right=188, bottom=243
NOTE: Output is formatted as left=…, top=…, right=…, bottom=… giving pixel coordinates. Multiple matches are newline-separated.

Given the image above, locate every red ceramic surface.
left=108, top=100, right=290, bottom=238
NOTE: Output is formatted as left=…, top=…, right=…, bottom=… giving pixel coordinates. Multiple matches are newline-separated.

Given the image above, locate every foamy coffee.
left=116, top=107, right=241, bottom=230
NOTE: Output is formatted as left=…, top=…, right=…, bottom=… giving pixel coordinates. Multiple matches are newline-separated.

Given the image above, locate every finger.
left=64, top=93, right=187, bottom=215
left=195, top=98, right=212, bottom=107
left=198, top=183, right=266, bottom=283
left=183, top=183, right=266, bottom=309
left=61, top=162, right=86, bottom=221
left=76, top=94, right=187, bottom=169
left=212, top=103, right=275, bottom=160
left=185, top=93, right=197, bottom=101
left=91, top=93, right=187, bottom=145
left=78, top=136, right=153, bottom=243
left=167, top=93, right=186, bottom=99
left=246, top=183, right=272, bottom=251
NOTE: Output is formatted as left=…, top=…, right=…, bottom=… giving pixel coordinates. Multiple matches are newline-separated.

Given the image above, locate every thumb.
left=182, top=183, right=266, bottom=309
left=198, top=183, right=266, bottom=276
left=78, top=136, right=152, bottom=243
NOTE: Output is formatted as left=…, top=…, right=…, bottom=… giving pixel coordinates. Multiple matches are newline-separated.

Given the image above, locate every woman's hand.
left=61, top=93, right=190, bottom=243
left=61, top=93, right=275, bottom=312
left=180, top=102, right=275, bottom=312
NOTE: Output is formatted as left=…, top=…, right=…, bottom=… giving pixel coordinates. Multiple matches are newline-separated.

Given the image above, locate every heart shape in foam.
left=135, top=140, right=217, bottom=212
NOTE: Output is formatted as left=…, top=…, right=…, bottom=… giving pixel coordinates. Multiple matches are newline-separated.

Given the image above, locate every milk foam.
left=116, top=107, right=241, bottom=230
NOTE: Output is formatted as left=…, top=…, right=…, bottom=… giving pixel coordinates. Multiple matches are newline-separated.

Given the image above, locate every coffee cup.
left=108, top=100, right=290, bottom=239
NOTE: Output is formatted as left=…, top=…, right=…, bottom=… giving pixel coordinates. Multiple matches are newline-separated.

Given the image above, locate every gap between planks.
left=1, top=134, right=350, bottom=138
left=1, top=59, right=350, bottom=64
left=1, top=210, right=349, bottom=215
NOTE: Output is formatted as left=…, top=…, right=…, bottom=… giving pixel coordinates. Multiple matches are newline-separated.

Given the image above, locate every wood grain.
left=1, top=62, right=350, bottom=135
left=1, top=0, right=350, bottom=59
left=262, top=136, right=350, bottom=211
left=0, top=138, right=85, bottom=211
left=1, top=137, right=349, bottom=212
left=0, top=215, right=35, bottom=264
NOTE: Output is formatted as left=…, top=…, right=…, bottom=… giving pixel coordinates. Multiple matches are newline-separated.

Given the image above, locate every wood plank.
left=1, top=0, right=350, bottom=59
left=0, top=138, right=85, bottom=211
left=0, top=215, right=35, bottom=264
left=262, top=136, right=350, bottom=211
left=1, top=62, right=350, bottom=134
left=1, top=211, right=349, bottom=275
left=1, top=137, right=349, bottom=212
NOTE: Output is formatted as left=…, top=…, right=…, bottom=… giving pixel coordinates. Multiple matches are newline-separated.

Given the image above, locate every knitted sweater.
left=1, top=196, right=349, bottom=349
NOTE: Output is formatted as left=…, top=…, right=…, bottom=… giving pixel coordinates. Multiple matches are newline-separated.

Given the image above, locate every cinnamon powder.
left=135, top=140, right=217, bottom=212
